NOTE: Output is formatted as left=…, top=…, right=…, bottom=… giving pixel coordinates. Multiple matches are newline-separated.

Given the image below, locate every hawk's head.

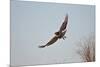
left=55, top=32, right=60, bottom=35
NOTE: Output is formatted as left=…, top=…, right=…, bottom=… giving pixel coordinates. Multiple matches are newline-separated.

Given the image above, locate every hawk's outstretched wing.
left=59, top=14, right=68, bottom=32
left=38, top=36, right=58, bottom=48
left=38, top=14, right=68, bottom=48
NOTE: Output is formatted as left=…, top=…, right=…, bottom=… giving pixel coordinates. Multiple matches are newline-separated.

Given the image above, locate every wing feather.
left=59, top=15, right=68, bottom=32
left=39, top=36, right=58, bottom=48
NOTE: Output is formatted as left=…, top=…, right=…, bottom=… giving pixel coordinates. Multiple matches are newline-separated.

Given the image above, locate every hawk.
left=39, top=14, right=68, bottom=48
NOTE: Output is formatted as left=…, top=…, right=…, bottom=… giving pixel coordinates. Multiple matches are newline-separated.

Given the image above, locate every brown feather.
left=39, top=36, right=58, bottom=48
left=59, top=15, right=68, bottom=32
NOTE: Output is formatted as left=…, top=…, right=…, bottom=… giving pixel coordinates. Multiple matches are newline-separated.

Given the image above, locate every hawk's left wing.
left=59, top=14, right=68, bottom=33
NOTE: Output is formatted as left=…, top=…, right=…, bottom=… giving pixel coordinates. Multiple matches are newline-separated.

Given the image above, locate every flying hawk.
left=39, top=14, right=68, bottom=48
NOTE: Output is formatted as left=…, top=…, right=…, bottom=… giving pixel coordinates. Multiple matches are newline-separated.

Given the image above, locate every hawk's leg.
left=62, top=36, right=66, bottom=40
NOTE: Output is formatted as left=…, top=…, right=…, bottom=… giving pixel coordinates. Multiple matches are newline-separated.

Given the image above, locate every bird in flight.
left=38, top=14, right=68, bottom=48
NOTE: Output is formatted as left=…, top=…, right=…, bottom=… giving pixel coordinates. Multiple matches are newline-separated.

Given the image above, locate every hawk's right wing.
left=38, top=36, right=58, bottom=48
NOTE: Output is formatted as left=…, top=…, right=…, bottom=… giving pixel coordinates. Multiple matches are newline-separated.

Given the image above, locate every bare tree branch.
left=77, top=35, right=95, bottom=62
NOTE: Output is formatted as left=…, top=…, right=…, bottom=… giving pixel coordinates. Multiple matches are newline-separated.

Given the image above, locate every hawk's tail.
left=38, top=45, right=46, bottom=48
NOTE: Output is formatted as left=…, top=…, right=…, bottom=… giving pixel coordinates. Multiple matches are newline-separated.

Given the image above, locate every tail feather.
left=38, top=45, right=46, bottom=48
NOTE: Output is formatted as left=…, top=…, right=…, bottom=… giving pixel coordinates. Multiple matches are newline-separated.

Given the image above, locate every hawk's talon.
left=62, top=36, right=66, bottom=40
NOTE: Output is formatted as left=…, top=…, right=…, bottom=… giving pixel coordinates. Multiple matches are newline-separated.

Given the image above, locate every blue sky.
left=11, top=1, right=95, bottom=66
